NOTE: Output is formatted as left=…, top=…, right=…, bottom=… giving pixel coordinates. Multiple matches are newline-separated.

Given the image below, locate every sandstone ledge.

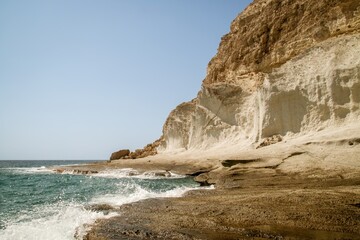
left=49, top=126, right=360, bottom=239
left=84, top=170, right=360, bottom=240
left=82, top=0, right=360, bottom=237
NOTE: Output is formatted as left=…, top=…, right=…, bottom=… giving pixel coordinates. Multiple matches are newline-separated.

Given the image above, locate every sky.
left=0, top=0, right=252, bottom=160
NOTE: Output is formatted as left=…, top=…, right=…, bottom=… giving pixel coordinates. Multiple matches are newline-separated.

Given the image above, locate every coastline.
left=84, top=172, right=360, bottom=240
left=47, top=1, right=360, bottom=236
left=50, top=127, right=360, bottom=239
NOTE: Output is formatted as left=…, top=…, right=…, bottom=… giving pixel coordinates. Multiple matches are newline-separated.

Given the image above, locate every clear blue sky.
left=0, top=0, right=252, bottom=160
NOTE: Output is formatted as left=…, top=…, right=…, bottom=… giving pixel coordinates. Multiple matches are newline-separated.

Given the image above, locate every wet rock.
left=73, top=169, right=98, bottom=175
left=85, top=204, right=115, bottom=212
left=257, top=135, right=283, bottom=148
left=145, top=171, right=171, bottom=177
left=194, top=173, right=211, bottom=186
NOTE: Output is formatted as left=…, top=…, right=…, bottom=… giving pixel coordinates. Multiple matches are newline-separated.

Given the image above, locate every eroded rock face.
left=109, top=149, right=130, bottom=160
left=205, top=0, right=360, bottom=86
left=128, top=137, right=164, bottom=159
left=158, top=0, right=360, bottom=152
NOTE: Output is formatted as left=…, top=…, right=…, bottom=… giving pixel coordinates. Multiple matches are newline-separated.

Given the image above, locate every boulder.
left=110, top=149, right=130, bottom=160
left=257, top=135, right=283, bottom=148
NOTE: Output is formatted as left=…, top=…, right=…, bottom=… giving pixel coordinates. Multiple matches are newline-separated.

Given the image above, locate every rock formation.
left=128, top=137, right=164, bottom=159
left=91, top=2, right=360, bottom=239
left=156, top=0, right=360, bottom=153
left=88, top=2, right=360, bottom=238
left=109, top=149, right=130, bottom=160
left=111, top=138, right=164, bottom=160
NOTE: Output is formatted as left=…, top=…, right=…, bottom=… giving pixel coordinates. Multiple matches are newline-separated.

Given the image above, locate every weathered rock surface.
left=94, top=1, right=360, bottom=239
left=85, top=171, right=360, bottom=240
left=205, top=0, right=360, bottom=85
left=257, top=134, right=282, bottom=148
left=109, top=149, right=130, bottom=160
left=128, top=137, right=164, bottom=159
left=157, top=0, right=360, bottom=153
left=84, top=204, right=116, bottom=213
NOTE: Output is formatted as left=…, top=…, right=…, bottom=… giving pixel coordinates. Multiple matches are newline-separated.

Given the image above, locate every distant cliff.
left=157, top=0, right=360, bottom=153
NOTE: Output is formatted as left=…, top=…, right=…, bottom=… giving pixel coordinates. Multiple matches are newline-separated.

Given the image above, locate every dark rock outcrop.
left=109, top=149, right=130, bottom=160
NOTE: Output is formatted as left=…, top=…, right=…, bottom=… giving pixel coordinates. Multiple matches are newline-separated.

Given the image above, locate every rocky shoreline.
left=56, top=0, right=360, bottom=238
left=52, top=158, right=360, bottom=240
left=83, top=171, right=360, bottom=240
left=50, top=129, right=360, bottom=240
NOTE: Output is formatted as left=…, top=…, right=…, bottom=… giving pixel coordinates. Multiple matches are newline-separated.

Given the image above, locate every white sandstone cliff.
left=158, top=0, right=360, bottom=157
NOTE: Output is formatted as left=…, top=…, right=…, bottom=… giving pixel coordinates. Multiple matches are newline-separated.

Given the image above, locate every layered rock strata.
left=85, top=1, right=360, bottom=238
left=157, top=0, right=360, bottom=153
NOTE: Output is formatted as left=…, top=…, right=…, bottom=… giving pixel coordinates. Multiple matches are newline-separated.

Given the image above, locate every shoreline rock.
left=84, top=170, right=360, bottom=240
left=50, top=128, right=360, bottom=239
left=89, top=0, right=360, bottom=238
left=109, top=149, right=130, bottom=161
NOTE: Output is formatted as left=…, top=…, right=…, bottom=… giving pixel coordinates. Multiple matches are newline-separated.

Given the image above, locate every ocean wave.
left=89, top=183, right=212, bottom=206
left=93, top=168, right=187, bottom=179
left=0, top=202, right=117, bottom=240
left=0, top=170, right=211, bottom=240
left=59, top=168, right=187, bottom=179
left=1, top=167, right=54, bottom=174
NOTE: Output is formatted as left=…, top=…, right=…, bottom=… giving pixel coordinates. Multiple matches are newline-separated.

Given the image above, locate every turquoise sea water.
left=0, top=160, right=199, bottom=240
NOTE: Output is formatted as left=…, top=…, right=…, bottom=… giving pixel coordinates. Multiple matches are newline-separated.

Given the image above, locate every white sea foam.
left=3, top=167, right=53, bottom=174
left=92, top=168, right=186, bottom=179
left=90, top=183, right=214, bottom=206
left=0, top=203, right=117, bottom=240
left=0, top=172, right=213, bottom=240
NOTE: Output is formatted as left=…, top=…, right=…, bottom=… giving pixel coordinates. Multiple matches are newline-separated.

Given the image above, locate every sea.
left=0, top=160, right=203, bottom=240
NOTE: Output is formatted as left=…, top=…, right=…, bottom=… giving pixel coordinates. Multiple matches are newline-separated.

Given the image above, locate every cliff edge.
left=84, top=2, right=360, bottom=238
left=157, top=0, right=360, bottom=155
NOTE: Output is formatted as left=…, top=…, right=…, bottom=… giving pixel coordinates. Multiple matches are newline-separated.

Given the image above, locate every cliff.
left=85, top=2, right=360, bottom=238
left=158, top=0, right=360, bottom=153
left=83, top=2, right=360, bottom=237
